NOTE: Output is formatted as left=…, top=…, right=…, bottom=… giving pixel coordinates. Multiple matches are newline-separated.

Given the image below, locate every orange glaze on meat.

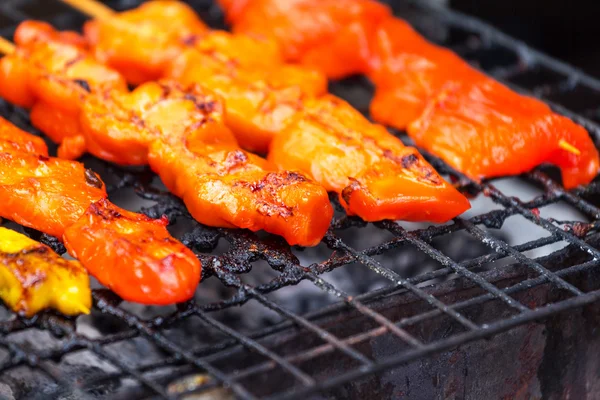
left=84, top=0, right=209, bottom=84
left=218, top=0, right=391, bottom=79
left=64, top=199, right=200, bottom=304
left=77, top=3, right=469, bottom=223
left=166, top=42, right=327, bottom=153
left=82, top=1, right=328, bottom=153
left=218, top=0, right=475, bottom=127
left=0, top=116, right=201, bottom=304
left=409, top=81, right=600, bottom=189
left=0, top=117, right=48, bottom=155
left=367, top=18, right=487, bottom=130
left=0, top=21, right=127, bottom=157
left=221, top=1, right=600, bottom=187
left=0, top=150, right=105, bottom=238
left=269, top=95, right=470, bottom=222
left=80, top=80, right=333, bottom=246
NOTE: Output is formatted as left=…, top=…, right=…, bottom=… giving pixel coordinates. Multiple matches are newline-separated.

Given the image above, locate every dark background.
left=451, top=0, right=600, bottom=77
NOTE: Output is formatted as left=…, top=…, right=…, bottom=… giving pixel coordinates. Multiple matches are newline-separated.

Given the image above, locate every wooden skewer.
left=559, top=139, right=581, bottom=156
left=0, top=37, right=15, bottom=55
left=60, top=0, right=114, bottom=19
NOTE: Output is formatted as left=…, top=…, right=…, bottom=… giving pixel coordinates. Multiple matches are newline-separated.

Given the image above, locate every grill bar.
left=324, top=234, right=481, bottom=329
left=193, top=309, right=316, bottom=386
left=268, top=288, right=600, bottom=400
left=93, top=291, right=259, bottom=400
left=303, top=272, right=425, bottom=347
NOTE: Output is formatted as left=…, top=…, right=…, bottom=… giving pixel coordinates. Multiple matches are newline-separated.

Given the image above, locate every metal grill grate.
left=0, top=0, right=600, bottom=399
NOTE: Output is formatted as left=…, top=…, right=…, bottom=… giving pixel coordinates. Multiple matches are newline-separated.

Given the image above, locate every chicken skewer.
left=0, top=226, right=91, bottom=317
left=0, top=22, right=333, bottom=246
left=216, top=0, right=599, bottom=189
left=0, top=114, right=201, bottom=305
left=82, top=0, right=328, bottom=153
left=60, top=0, right=472, bottom=223
left=75, top=0, right=587, bottom=168
left=0, top=22, right=127, bottom=160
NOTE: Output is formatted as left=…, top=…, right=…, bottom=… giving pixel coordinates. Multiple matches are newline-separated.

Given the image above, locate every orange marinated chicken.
left=0, top=118, right=48, bottom=155
left=221, top=0, right=600, bottom=187
left=80, top=81, right=333, bottom=246
left=82, top=1, right=327, bottom=153
left=0, top=227, right=91, bottom=317
left=218, top=0, right=476, bottom=126
left=166, top=44, right=326, bottom=152
left=83, top=0, right=209, bottom=84
left=269, top=95, right=470, bottom=222
left=409, top=81, right=600, bottom=189
left=367, top=18, right=487, bottom=130
left=0, top=150, right=105, bottom=238
left=0, top=116, right=201, bottom=304
left=0, top=20, right=127, bottom=159
left=83, top=0, right=325, bottom=82
left=76, top=4, right=469, bottom=222
left=218, top=0, right=391, bottom=79
left=63, top=199, right=201, bottom=304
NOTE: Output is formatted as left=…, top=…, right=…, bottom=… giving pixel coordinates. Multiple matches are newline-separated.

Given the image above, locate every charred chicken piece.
left=269, top=95, right=470, bottom=222
left=0, top=227, right=91, bottom=317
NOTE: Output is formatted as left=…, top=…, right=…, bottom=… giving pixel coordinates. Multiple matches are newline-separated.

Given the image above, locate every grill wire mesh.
left=1, top=0, right=600, bottom=399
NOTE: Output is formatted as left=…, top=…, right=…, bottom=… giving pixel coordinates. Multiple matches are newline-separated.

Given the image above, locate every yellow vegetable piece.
left=0, top=227, right=91, bottom=317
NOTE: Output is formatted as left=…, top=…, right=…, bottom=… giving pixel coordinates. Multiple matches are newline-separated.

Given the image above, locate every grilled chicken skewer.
left=82, top=0, right=328, bottom=153
left=0, top=22, right=127, bottom=160
left=81, top=79, right=333, bottom=245
left=0, top=226, right=91, bottom=317
left=0, top=22, right=333, bottom=246
left=0, top=115, right=201, bottom=304
left=218, top=0, right=599, bottom=189
left=61, top=0, right=471, bottom=223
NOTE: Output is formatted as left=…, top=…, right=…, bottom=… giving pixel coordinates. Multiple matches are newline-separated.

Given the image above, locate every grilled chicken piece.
left=0, top=116, right=201, bottom=304
left=80, top=81, right=333, bottom=246
left=84, top=0, right=209, bottom=84
left=367, top=18, right=485, bottom=130
left=220, top=0, right=600, bottom=187
left=370, top=18, right=599, bottom=187
left=218, top=0, right=390, bottom=79
left=166, top=44, right=326, bottom=153
left=64, top=199, right=201, bottom=304
left=269, top=95, right=470, bottom=222
left=0, top=150, right=105, bottom=238
left=0, top=227, right=91, bottom=317
left=0, top=20, right=127, bottom=160
left=0, top=118, right=48, bottom=155
left=409, top=80, right=600, bottom=188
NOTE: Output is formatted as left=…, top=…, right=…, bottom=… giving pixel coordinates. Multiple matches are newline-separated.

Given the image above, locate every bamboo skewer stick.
left=0, top=36, right=15, bottom=55
left=60, top=0, right=114, bottom=19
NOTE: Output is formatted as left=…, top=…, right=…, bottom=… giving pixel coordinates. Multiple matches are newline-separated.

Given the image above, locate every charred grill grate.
left=1, top=0, right=600, bottom=399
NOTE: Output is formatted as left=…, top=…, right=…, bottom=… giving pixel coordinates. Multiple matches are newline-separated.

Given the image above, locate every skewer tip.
left=559, top=139, right=581, bottom=156
left=0, top=36, right=16, bottom=55
left=60, top=0, right=115, bottom=19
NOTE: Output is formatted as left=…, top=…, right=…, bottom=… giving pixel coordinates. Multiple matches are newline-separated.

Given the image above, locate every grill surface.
left=1, top=0, right=600, bottom=399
